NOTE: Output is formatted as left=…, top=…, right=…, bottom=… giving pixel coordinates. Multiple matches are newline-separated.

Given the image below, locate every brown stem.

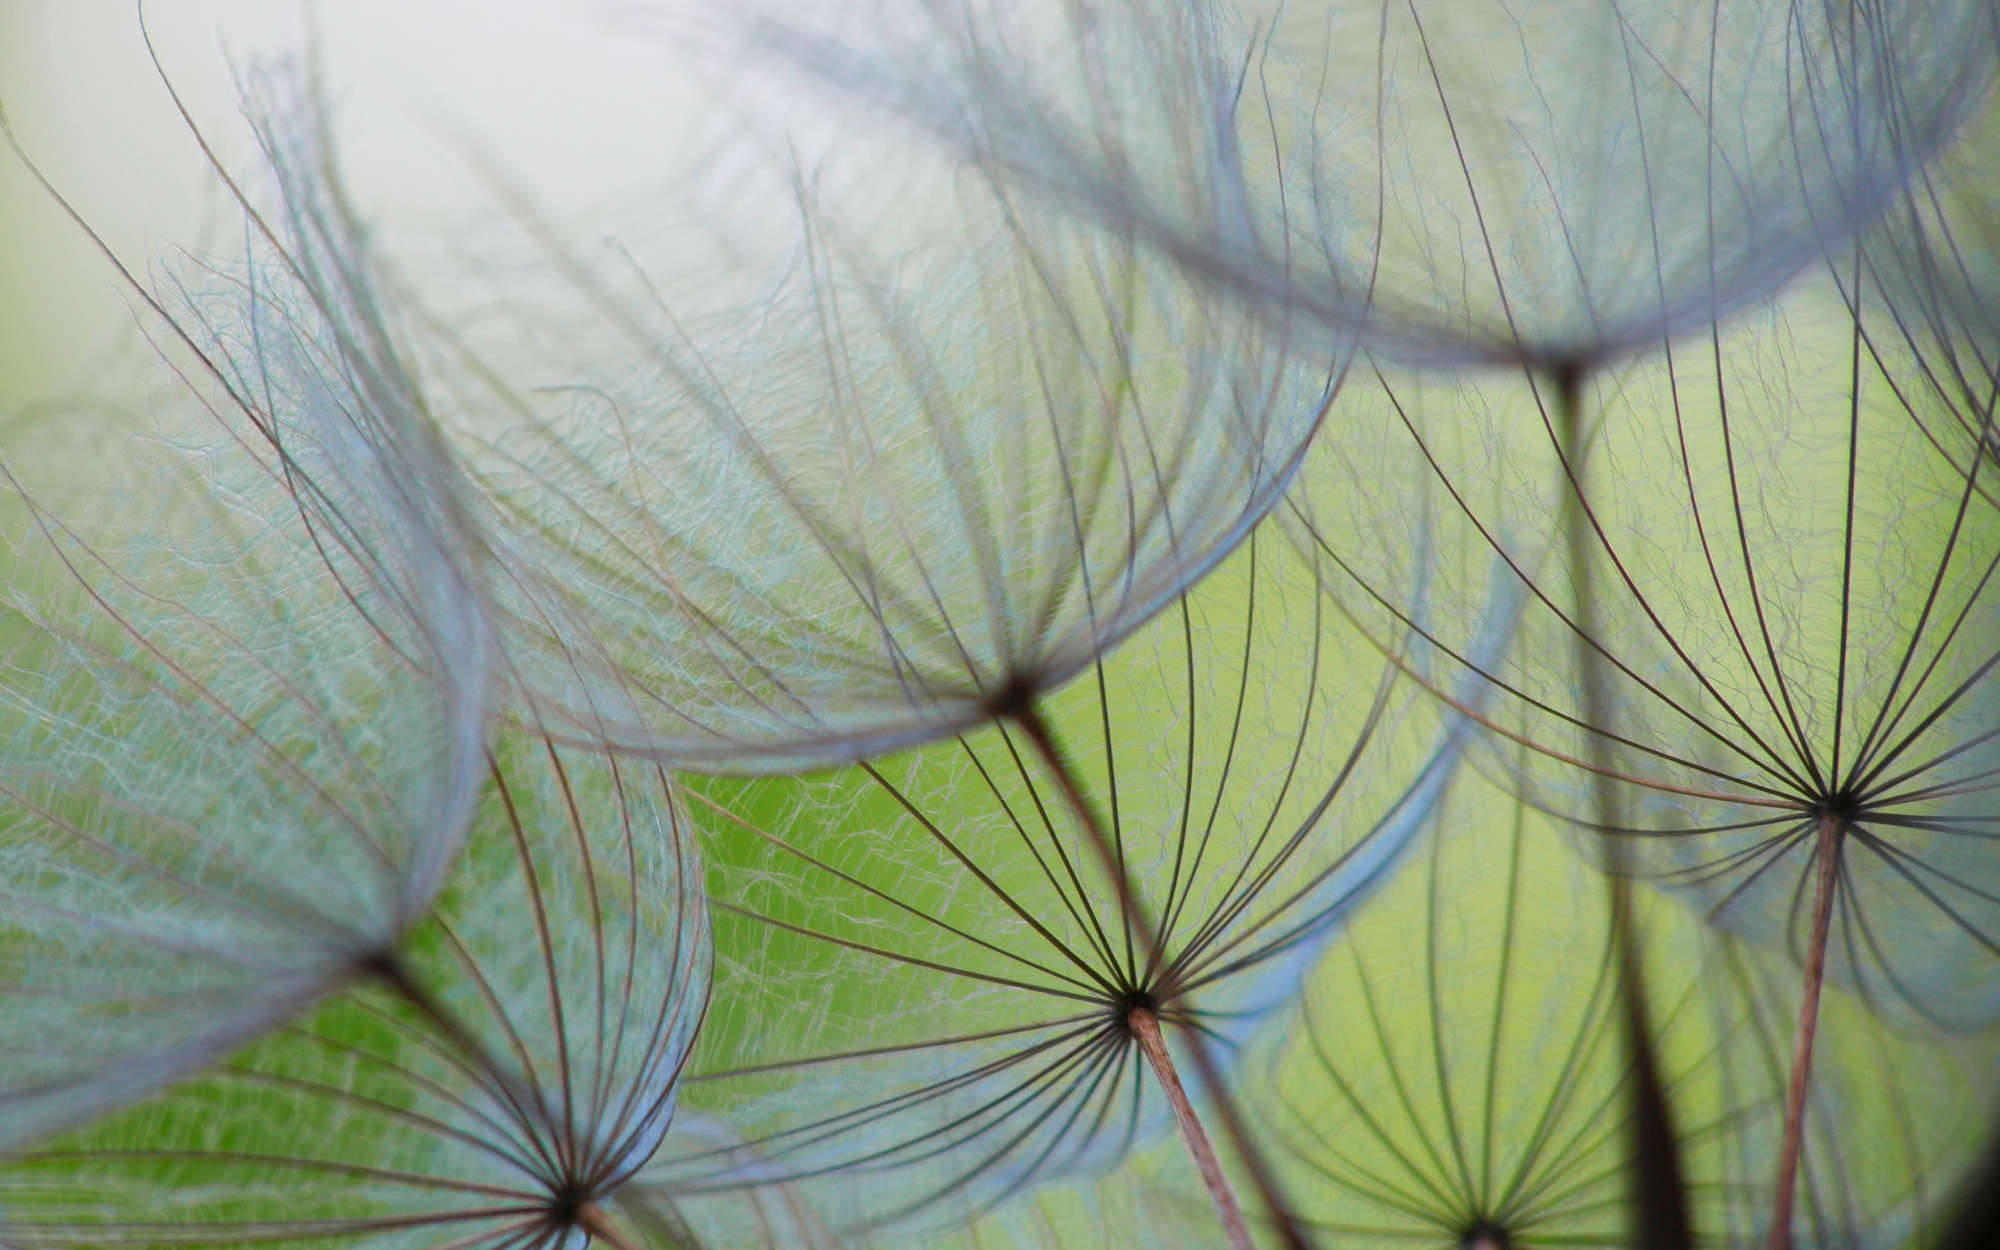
left=1765, top=813, right=1845, bottom=1250
left=1010, top=702, right=1145, bottom=961
left=1552, top=369, right=1692, bottom=1250
left=362, top=951, right=492, bottom=1070
left=1012, top=702, right=1310, bottom=1250
left=360, top=950, right=547, bottom=1149
left=1131, top=1007, right=1256, bottom=1250
left=578, top=1201, right=645, bottom=1250
left=1606, top=874, right=1691, bottom=1250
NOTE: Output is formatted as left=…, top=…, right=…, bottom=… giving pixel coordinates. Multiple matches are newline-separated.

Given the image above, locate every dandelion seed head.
left=650, top=521, right=1487, bottom=1233
left=466, top=157, right=1347, bottom=772
left=0, top=292, right=487, bottom=1154
left=0, top=721, right=713, bottom=1250
left=0, top=51, right=501, bottom=1158
left=748, top=0, right=2000, bottom=371
left=1253, top=779, right=1991, bottom=1248
left=1459, top=1221, right=1513, bottom=1250
left=1291, top=253, right=2000, bottom=1033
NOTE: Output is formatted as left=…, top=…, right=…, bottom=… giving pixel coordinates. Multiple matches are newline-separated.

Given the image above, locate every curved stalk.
left=1129, top=1007, right=1253, bottom=1250
left=1765, top=812, right=1847, bottom=1250
left=1551, top=367, right=1693, bottom=1250
left=1013, top=700, right=1309, bottom=1250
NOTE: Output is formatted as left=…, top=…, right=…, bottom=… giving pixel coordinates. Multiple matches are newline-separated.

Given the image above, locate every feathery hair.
left=7, top=5, right=1999, bottom=1245
left=1284, top=242, right=2000, bottom=1243
left=1254, top=771, right=1991, bottom=1248
left=744, top=0, right=1999, bottom=372
left=0, top=63, right=490, bottom=1150
left=1294, top=261, right=2000, bottom=1030
left=1854, top=83, right=2000, bottom=506
left=0, top=724, right=711, bottom=1250
left=651, top=520, right=1496, bottom=1238
left=444, top=153, right=1348, bottom=773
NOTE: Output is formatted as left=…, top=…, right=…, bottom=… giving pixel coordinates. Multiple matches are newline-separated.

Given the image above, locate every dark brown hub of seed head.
left=1460, top=1220, right=1513, bottom=1250
left=547, top=1179, right=591, bottom=1227
left=986, top=671, right=1039, bottom=722
left=1812, top=787, right=1862, bottom=825
left=352, top=946, right=404, bottom=984
left=1114, top=987, right=1159, bottom=1034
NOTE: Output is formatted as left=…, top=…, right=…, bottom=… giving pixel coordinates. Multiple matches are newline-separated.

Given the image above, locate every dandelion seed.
left=623, top=1112, right=849, bottom=1248
left=1251, top=771, right=1992, bottom=1249
left=0, top=723, right=712, bottom=1250
left=0, top=64, right=490, bottom=1148
left=744, top=0, right=1999, bottom=372
left=446, top=145, right=1349, bottom=772
left=651, top=521, right=1500, bottom=1244
left=1288, top=254, right=2000, bottom=1244
left=1258, top=778, right=1730, bottom=1249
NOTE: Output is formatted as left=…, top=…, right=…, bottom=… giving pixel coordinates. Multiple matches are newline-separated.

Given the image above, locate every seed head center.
left=1114, top=987, right=1159, bottom=1034
left=1813, top=787, right=1864, bottom=825
left=547, top=1179, right=591, bottom=1227
left=1460, top=1220, right=1513, bottom=1250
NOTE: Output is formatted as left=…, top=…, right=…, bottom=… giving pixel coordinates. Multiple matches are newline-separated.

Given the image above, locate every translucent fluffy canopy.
left=1251, top=778, right=1994, bottom=1248
left=1856, top=97, right=2000, bottom=508
left=0, top=74, right=491, bottom=1150
left=461, top=165, right=1348, bottom=773
left=649, top=521, right=1494, bottom=1234
left=748, top=0, right=1999, bottom=370
left=0, top=729, right=711, bottom=1250
left=1289, top=261, right=2000, bottom=1031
